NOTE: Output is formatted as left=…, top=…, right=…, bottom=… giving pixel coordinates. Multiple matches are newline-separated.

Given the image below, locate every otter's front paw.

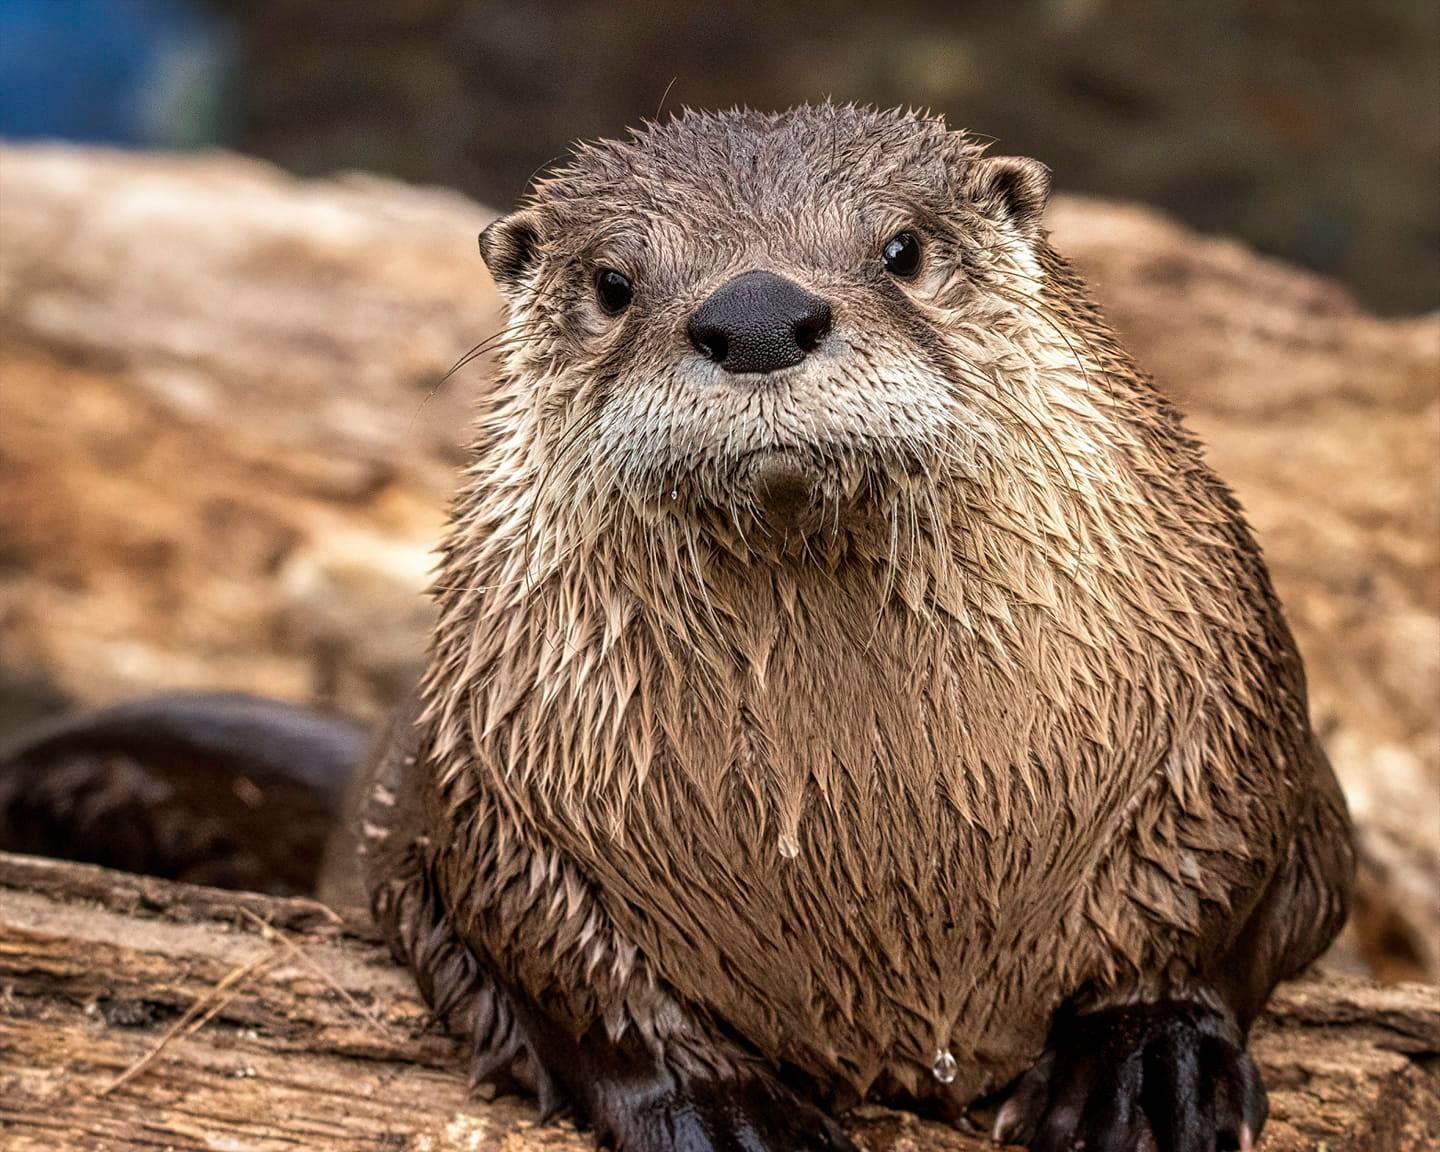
left=595, top=1076, right=857, bottom=1152
left=993, top=1001, right=1266, bottom=1152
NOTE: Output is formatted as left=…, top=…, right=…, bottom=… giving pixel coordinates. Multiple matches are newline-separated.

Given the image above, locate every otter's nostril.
left=792, top=302, right=831, bottom=355
left=688, top=320, right=729, bottom=365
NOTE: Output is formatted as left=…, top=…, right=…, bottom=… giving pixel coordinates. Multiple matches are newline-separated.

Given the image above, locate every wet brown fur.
left=357, top=104, right=1352, bottom=1116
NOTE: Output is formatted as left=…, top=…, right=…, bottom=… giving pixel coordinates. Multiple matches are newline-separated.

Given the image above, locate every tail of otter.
left=0, top=692, right=366, bottom=896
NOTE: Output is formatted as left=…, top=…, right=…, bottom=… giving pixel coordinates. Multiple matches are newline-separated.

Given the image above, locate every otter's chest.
left=515, top=621, right=1141, bottom=1100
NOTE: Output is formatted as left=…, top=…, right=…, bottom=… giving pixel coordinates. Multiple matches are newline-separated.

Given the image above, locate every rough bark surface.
left=1, top=852, right=1436, bottom=1152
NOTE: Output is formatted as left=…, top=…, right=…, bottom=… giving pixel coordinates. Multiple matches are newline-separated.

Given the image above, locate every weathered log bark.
left=0, top=851, right=1435, bottom=1151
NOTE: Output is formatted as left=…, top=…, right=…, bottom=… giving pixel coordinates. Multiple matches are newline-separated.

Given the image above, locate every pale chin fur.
left=591, top=337, right=954, bottom=513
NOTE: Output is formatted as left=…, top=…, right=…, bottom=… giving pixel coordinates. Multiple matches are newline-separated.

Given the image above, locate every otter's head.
left=478, top=104, right=1057, bottom=558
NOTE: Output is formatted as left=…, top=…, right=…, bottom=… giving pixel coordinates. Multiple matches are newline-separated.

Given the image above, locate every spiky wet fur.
left=359, top=105, right=1352, bottom=1121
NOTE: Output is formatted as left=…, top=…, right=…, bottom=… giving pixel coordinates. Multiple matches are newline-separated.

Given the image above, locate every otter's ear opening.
left=478, top=210, right=542, bottom=294
left=964, top=155, right=1051, bottom=233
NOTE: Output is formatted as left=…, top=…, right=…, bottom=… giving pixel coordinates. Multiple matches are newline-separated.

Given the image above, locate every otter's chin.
left=745, top=448, right=824, bottom=536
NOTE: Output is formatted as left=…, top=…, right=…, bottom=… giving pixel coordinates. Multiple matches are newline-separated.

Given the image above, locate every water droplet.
left=932, top=1048, right=957, bottom=1085
left=670, top=489, right=679, bottom=500
left=777, top=832, right=800, bottom=859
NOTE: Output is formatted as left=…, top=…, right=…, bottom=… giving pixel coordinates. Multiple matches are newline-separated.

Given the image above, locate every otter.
left=1, top=105, right=1353, bottom=1152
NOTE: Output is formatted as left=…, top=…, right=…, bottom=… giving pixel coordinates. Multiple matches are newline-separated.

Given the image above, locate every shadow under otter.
left=2, top=105, right=1355, bottom=1152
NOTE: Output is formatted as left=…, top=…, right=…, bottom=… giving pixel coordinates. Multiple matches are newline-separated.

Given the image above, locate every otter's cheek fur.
left=359, top=103, right=1351, bottom=1152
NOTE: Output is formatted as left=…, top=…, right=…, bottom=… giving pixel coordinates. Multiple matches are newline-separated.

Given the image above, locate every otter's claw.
left=596, top=1075, right=858, bottom=1152
left=993, top=1001, right=1267, bottom=1152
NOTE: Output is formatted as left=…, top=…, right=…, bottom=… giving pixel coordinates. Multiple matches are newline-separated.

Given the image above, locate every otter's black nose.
left=687, top=270, right=831, bottom=375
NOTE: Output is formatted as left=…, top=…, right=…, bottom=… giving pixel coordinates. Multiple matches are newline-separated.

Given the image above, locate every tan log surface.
left=1, top=851, right=1436, bottom=1152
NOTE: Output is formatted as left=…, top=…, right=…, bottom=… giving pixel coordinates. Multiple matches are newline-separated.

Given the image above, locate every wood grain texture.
left=1, top=852, right=1435, bottom=1151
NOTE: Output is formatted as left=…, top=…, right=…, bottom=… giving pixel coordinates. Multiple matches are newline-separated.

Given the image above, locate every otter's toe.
left=993, top=1001, right=1267, bottom=1152
left=602, top=1075, right=857, bottom=1152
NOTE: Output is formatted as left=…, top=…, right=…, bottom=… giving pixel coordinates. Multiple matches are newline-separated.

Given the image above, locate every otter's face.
left=478, top=105, right=1052, bottom=549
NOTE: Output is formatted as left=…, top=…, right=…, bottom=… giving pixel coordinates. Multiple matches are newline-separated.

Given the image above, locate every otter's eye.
left=882, top=231, right=922, bottom=279
left=595, top=268, right=633, bottom=315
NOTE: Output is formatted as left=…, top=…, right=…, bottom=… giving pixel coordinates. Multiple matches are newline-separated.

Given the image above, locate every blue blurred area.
left=0, top=0, right=234, bottom=147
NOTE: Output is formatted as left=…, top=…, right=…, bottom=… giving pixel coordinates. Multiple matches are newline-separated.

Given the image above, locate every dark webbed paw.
left=595, top=1075, right=858, bottom=1152
left=993, top=1000, right=1266, bottom=1152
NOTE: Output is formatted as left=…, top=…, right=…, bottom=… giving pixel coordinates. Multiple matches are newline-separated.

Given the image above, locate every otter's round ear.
left=963, top=155, right=1051, bottom=234
left=478, top=209, right=542, bottom=295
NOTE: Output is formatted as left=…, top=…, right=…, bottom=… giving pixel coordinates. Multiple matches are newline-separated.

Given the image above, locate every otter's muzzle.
left=688, top=270, right=831, bottom=376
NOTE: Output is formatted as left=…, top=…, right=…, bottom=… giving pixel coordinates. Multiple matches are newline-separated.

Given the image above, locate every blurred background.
left=0, top=1, right=1436, bottom=982
left=1, top=0, right=1437, bottom=313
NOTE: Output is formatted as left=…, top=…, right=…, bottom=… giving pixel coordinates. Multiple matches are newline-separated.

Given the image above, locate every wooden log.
left=0, top=852, right=1435, bottom=1151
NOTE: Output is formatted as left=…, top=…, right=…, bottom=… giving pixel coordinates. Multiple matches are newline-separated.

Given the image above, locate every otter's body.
left=398, top=282, right=1327, bottom=1103
left=355, top=106, right=1352, bottom=1149
left=4, top=106, right=1352, bottom=1151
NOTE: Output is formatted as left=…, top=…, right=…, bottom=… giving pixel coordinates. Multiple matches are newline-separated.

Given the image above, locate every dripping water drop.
left=777, top=832, right=800, bottom=859
left=932, top=1048, right=957, bottom=1085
